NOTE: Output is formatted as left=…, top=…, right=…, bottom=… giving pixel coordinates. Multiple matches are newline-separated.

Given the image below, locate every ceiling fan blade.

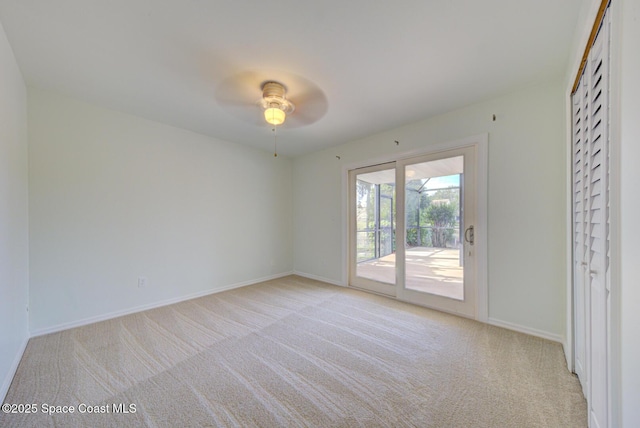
left=215, top=71, right=262, bottom=107
left=286, top=87, right=328, bottom=127
left=214, top=71, right=264, bottom=125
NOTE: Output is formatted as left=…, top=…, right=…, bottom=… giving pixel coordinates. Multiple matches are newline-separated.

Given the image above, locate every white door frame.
left=341, top=134, right=488, bottom=321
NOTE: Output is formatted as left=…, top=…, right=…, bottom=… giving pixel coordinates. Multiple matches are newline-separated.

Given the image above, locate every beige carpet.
left=1, top=275, right=586, bottom=427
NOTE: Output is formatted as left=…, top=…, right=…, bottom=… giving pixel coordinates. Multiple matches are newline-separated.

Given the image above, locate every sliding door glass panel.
left=404, top=156, right=464, bottom=300
left=350, top=165, right=396, bottom=291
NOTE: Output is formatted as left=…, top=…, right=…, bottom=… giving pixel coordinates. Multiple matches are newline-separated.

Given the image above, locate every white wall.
left=293, top=80, right=567, bottom=339
left=618, top=0, right=640, bottom=425
left=28, top=88, right=293, bottom=333
left=0, top=21, right=29, bottom=399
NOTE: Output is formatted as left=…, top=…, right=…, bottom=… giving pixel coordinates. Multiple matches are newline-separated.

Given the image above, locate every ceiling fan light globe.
left=265, top=107, right=286, bottom=125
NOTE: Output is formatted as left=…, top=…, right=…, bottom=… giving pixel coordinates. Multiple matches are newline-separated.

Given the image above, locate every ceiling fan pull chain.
left=273, top=126, right=278, bottom=157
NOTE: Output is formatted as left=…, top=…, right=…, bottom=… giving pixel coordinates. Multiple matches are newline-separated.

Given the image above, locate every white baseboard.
left=30, top=271, right=294, bottom=338
left=487, top=317, right=564, bottom=343
left=1, top=336, right=29, bottom=402
left=292, top=271, right=345, bottom=287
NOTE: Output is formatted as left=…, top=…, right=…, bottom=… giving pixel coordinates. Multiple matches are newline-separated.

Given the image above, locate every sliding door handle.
left=464, top=225, right=474, bottom=245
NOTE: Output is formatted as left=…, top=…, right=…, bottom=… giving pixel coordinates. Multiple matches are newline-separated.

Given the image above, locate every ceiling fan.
left=215, top=70, right=328, bottom=129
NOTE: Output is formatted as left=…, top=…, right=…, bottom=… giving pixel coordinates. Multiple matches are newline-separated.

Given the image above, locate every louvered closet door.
left=572, top=8, right=611, bottom=428
left=586, top=13, right=610, bottom=428
left=572, top=71, right=588, bottom=396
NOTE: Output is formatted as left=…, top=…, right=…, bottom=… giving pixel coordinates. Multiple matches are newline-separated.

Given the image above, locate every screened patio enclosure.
left=355, top=160, right=464, bottom=300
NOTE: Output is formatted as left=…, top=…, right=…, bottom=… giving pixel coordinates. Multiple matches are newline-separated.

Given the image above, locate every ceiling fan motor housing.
left=261, top=81, right=294, bottom=113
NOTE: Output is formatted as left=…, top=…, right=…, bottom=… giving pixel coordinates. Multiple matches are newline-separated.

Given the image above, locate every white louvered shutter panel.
left=572, top=74, right=588, bottom=393
left=586, top=11, right=610, bottom=428
left=571, top=6, right=611, bottom=428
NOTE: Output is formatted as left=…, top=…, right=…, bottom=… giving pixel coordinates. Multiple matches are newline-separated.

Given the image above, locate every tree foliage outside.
left=426, top=203, right=457, bottom=247
left=355, top=179, right=395, bottom=261
left=356, top=175, right=460, bottom=258
left=405, top=178, right=460, bottom=248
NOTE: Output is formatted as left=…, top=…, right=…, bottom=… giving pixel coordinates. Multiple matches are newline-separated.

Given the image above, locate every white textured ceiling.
left=0, top=0, right=583, bottom=157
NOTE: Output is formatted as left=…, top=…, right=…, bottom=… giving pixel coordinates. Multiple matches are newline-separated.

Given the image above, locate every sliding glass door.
left=402, top=156, right=464, bottom=299
left=349, top=145, right=478, bottom=318
left=396, top=146, right=477, bottom=317
left=348, top=163, right=396, bottom=296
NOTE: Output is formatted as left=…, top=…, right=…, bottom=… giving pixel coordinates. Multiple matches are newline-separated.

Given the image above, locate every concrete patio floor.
left=356, top=247, right=463, bottom=300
